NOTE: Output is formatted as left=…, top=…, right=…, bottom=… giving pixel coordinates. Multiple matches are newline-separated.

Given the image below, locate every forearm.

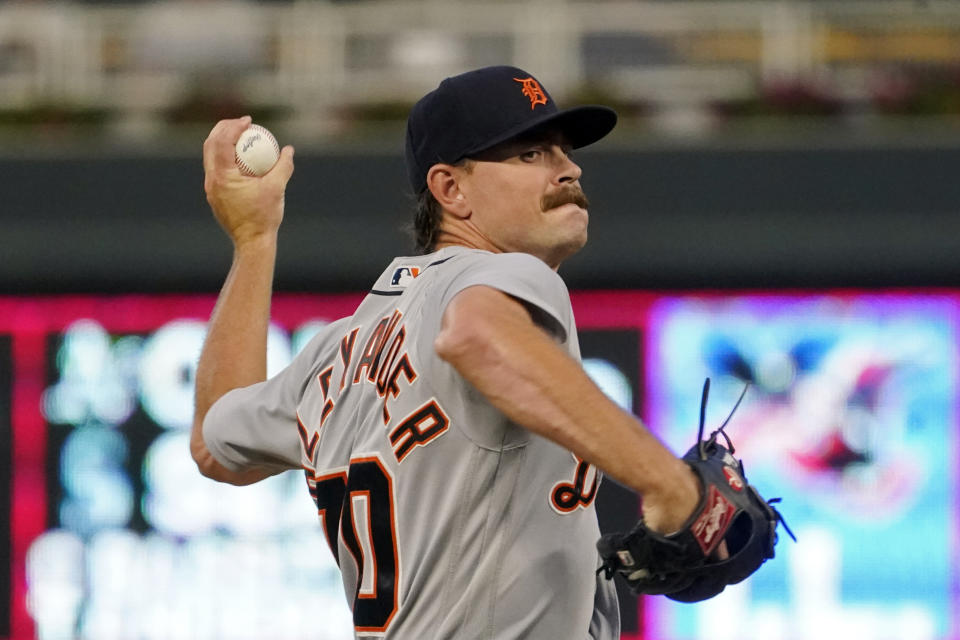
left=195, top=235, right=277, bottom=417
left=191, top=116, right=295, bottom=484
left=444, top=318, right=681, bottom=492
left=191, top=235, right=278, bottom=483
left=436, top=287, right=699, bottom=531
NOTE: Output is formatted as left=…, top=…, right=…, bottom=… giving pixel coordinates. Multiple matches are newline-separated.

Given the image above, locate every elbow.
left=190, top=418, right=233, bottom=483
left=191, top=414, right=268, bottom=486
left=193, top=455, right=219, bottom=482
left=434, top=313, right=495, bottom=368
left=190, top=429, right=219, bottom=480
left=436, top=286, right=523, bottom=370
left=192, top=446, right=249, bottom=485
left=434, top=323, right=467, bottom=364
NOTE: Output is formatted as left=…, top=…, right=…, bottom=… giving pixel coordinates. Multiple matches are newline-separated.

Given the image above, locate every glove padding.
left=596, top=380, right=793, bottom=603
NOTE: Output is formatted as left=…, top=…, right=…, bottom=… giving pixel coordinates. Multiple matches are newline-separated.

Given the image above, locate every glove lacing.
left=698, top=378, right=795, bottom=543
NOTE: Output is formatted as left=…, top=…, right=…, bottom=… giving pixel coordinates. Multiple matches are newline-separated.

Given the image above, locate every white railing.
left=3, top=1, right=960, bottom=130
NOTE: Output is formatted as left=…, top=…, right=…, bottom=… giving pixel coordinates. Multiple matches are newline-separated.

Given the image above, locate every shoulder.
left=437, top=250, right=573, bottom=341
left=437, top=249, right=567, bottom=292
left=296, top=316, right=353, bottom=357
left=446, top=249, right=560, bottom=275
left=283, top=316, right=354, bottom=390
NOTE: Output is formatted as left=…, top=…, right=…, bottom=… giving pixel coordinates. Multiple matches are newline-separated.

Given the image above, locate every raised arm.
left=190, top=116, right=295, bottom=485
left=434, top=285, right=701, bottom=534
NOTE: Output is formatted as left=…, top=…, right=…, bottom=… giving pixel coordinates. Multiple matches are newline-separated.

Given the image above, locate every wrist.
left=642, top=460, right=702, bottom=534
left=232, top=230, right=279, bottom=256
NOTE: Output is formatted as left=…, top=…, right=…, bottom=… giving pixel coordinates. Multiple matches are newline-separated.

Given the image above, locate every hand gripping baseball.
left=597, top=379, right=795, bottom=602
left=202, top=116, right=295, bottom=248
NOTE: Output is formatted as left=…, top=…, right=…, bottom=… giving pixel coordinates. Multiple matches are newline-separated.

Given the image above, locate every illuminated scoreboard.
left=0, top=292, right=956, bottom=640
left=643, top=294, right=956, bottom=640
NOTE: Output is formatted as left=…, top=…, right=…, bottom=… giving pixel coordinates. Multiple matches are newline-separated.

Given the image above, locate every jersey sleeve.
left=202, top=318, right=349, bottom=473
left=438, top=251, right=573, bottom=341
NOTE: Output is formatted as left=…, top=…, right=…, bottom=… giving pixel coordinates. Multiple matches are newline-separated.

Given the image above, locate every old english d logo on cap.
left=514, top=76, right=548, bottom=109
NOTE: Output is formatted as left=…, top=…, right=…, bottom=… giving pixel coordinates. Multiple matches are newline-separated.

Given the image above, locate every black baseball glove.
left=597, top=379, right=794, bottom=603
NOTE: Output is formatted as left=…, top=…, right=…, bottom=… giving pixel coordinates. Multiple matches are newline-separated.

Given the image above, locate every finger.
left=213, top=115, right=253, bottom=171
left=718, top=540, right=729, bottom=560
left=202, top=118, right=240, bottom=174
left=265, top=145, right=295, bottom=187
left=710, top=540, right=730, bottom=561
left=203, top=116, right=252, bottom=174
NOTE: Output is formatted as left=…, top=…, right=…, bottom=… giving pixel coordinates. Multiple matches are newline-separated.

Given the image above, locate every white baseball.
left=235, top=124, right=280, bottom=177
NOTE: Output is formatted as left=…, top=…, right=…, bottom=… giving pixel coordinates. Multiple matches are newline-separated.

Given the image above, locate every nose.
left=552, top=146, right=582, bottom=185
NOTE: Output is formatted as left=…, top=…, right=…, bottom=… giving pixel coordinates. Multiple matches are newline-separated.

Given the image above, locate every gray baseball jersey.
left=203, top=246, right=620, bottom=639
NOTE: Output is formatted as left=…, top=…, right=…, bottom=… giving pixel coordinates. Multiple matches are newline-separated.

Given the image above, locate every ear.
left=426, top=164, right=470, bottom=219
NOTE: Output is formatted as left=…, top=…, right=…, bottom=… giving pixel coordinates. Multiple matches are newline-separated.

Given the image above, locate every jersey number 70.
left=309, top=456, right=399, bottom=634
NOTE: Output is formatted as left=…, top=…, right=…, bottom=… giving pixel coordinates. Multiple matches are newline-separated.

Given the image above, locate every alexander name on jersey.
left=297, top=307, right=449, bottom=466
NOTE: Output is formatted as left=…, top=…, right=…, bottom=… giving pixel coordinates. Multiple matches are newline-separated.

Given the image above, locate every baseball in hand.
left=235, top=124, right=280, bottom=176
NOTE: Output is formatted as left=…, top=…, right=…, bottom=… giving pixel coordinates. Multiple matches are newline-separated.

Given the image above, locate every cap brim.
left=461, top=105, right=617, bottom=160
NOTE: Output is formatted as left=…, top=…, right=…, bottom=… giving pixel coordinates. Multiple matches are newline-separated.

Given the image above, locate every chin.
left=567, top=210, right=589, bottom=246
left=569, top=230, right=588, bottom=254
left=545, top=229, right=588, bottom=268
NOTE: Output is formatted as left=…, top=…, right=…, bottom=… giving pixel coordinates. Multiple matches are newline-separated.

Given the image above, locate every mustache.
left=541, top=186, right=590, bottom=211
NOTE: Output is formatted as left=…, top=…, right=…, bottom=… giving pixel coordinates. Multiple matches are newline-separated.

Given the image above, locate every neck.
left=431, top=215, right=566, bottom=272
left=433, top=232, right=564, bottom=273
left=433, top=220, right=501, bottom=255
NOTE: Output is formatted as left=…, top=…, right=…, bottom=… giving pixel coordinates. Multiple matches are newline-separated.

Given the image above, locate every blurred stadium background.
left=1, top=1, right=959, bottom=639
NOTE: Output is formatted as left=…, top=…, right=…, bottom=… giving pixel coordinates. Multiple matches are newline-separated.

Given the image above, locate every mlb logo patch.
left=390, top=266, right=420, bottom=287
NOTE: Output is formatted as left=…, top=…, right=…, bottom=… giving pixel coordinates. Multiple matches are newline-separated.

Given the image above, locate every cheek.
left=477, top=182, right=532, bottom=220
left=467, top=169, right=545, bottom=223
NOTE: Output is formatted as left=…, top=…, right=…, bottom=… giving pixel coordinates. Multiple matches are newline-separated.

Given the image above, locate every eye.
left=520, top=148, right=542, bottom=162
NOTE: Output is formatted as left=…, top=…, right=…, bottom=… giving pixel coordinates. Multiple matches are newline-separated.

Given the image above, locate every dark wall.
left=4, top=145, right=960, bottom=293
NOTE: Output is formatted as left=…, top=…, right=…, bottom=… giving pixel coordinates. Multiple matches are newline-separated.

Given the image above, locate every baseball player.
left=191, top=66, right=703, bottom=639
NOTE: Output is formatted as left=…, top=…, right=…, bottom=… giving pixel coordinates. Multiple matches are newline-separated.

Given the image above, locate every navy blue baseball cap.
left=404, top=65, right=617, bottom=193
